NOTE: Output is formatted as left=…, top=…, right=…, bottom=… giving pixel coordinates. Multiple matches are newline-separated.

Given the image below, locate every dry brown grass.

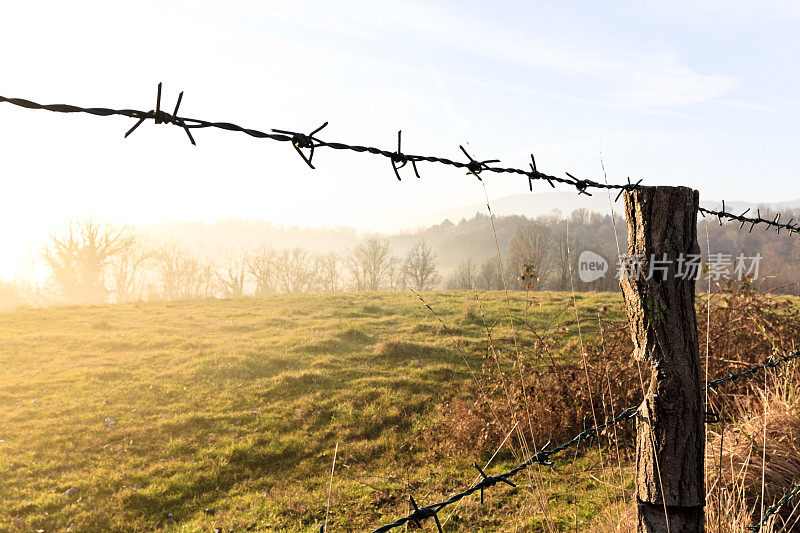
left=438, top=281, right=800, bottom=530
left=593, top=368, right=800, bottom=532
left=447, top=281, right=800, bottom=447
left=706, top=370, right=800, bottom=532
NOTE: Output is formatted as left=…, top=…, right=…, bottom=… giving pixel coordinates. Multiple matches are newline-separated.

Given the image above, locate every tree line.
left=2, top=219, right=444, bottom=306
left=2, top=206, right=799, bottom=309
left=0, top=211, right=622, bottom=308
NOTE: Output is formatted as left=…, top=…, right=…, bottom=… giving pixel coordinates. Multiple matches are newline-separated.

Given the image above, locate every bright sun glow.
left=1, top=0, right=799, bottom=280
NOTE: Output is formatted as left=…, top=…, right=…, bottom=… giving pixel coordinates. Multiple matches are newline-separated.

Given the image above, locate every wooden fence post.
left=619, top=186, right=704, bottom=532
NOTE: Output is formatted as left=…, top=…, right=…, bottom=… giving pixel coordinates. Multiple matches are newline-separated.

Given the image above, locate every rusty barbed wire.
left=372, top=349, right=800, bottom=532
left=749, top=482, right=800, bottom=532
left=0, top=83, right=642, bottom=196
left=700, top=200, right=800, bottom=236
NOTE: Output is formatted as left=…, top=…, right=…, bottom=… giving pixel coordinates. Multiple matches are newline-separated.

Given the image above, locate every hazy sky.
left=1, top=0, right=799, bottom=279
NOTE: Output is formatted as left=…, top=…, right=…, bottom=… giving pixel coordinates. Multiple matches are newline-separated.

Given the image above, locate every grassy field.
left=0, top=290, right=630, bottom=532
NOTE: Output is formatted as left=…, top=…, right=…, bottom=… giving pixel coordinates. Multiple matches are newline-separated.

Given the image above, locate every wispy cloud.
left=611, top=51, right=738, bottom=109
left=643, top=0, right=800, bottom=23
left=251, top=0, right=739, bottom=111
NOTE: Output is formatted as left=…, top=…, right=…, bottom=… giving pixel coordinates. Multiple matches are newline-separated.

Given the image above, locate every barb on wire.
left=459, top=145, right=499, bottom=180
left=749, top=482, right=800, bottom=532
left=615, top=177, right=643, bottom=202
left=0, top=86, right=641, bottom=195
left=389, top=130, right=420, bottom=180
left=699, top=201, right=800, bottom=236
left=473, top=462, right=515, bottom=504
left=123, top=83, right=195, bottom=145
left=528, top=154, right=546, bottom=190
left=409, top=495, right=442, bottom=533
left=272, top=122, right=328, bottom=169
left=565, top=172, right=592, bottom=196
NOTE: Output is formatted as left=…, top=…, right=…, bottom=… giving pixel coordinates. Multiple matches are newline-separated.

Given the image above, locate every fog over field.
left=3, top=194, right=800, bottom=311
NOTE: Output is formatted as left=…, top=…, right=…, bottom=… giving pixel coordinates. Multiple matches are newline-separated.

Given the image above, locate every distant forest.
left=2, top=206, right=799, bottom=310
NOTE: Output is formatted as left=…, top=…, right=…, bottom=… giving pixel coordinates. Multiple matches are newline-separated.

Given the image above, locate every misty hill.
left=135, top=191, right=800, bottom=272
left=7, top=193, right=800, bottom=310
left=444, top=192, right=800, bottom=221
left=137, top=213, right=542, bottom=271
left=428, top=192, right=625, bottom=221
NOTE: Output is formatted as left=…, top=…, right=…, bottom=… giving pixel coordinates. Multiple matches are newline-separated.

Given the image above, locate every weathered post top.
left=619, top=186, right=704, bottom=532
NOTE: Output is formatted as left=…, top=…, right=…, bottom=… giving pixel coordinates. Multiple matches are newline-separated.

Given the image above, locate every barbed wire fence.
left=6, top=83, right=800, bottom=241
left=2, top=83, right=799, bottom=238
left=371, top=350, right=800, bottom=532
left=3, top=84, right=800, bottom=531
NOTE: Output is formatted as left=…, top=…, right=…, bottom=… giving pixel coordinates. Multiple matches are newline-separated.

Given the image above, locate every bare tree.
left=386, top=257, right=407, bottom=291
left=217, top=252, right=247, bottom=298
left=155, top=245, right=215, bottom=300
left=43, top=218, right=133, bottom=305
left=550, top=232, right=573, bottom=291
left=446, top=258, right=478, bottom=290
left=478, top=259, right=504, bottom=290
left=109, top=243, right=152, bottom=302
left=155, top=245, right=185, bottom=301
left=402, top=241, right=440, bottom=290
left=248, top=245, right=276, bottom=296
left=197, top=260, right=216, bottom=298
left=346, top=238, right=393, bottom=291
left=316, top=252, right=342, bottom=293
left=508, top=223, right=552, bottom=289
left=275, top=248, right=315, bottom=294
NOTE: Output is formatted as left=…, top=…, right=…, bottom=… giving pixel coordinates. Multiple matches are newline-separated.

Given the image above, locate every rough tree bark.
left=619, top=186, right=704, bottom=532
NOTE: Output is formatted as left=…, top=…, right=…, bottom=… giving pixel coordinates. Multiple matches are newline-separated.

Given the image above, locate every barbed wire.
left=0, top=83, right=642, bottom=197
left=5, top=84, right=800, bottom=237
left=700, top=201, right=800, bottom=236
left=749, top=482, right=800, bottom=532
left=704, top=350, right=800, bottom=392
left=372, top=349, right=800, bottom=532
left=708, top=352, right=800, bottom=532
left=372, top=406, right=638, bottom=532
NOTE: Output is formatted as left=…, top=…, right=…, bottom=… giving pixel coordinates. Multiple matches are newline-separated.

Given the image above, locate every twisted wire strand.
left=372, top=406, right=638, bottom=532
left=704, top=350, right=800, bottom=392
left=749, top=482, right=800, bottom=532
left=0, top=90, right=636, bottom=195
left=699, top=205, right=800, bottom=236
left=5, top=89, right=799, bottom=236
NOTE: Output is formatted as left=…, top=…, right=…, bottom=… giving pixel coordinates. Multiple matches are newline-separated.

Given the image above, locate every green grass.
left=0, top=291, right=629, bottom=532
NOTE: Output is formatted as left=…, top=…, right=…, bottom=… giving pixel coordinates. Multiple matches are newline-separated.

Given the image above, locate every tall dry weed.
left=593, top=368, right=800, bottom=532
left=444, top=281, right=800, bottom=451
left=706, top=369, right=800, bottom=531
left=437, top=282, right=800, bottom=530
